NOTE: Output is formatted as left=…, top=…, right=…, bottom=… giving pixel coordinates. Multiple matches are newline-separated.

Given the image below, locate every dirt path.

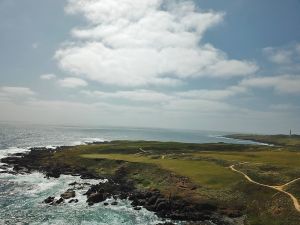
left=279, top=178, right=300, bottom=189
left=139, top=148, right=148, bottom=153
left=230, top=164, right=300, bottom=212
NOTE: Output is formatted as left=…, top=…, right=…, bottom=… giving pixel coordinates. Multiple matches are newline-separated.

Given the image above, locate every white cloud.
left=0, top=86, right=35, bottom=97
left=263, top=43, right=300, bottom=66
left=65, top=0, right=162, bottom=25
left=58, top=77, right=88, bottom=88
left=263, top=47, right=292, bottom=64
left=82, top=89, right=173, bottom=103
left=81, top=83, right=249, bottom=104
left=176, top=86, right=246, bottom=100
left=204, top=59, right=257, bottom=77
left=164, top=98, right=234, bottom=113
left=240, top=75, right=300, bottom=94
left=40, top=74, right=57, bottom=80
left=55, top=0, right=258, bottom=87
left=0, top=91, right=298, bottom=133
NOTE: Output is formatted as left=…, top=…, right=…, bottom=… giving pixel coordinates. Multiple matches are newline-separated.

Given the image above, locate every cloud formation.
left=82, top=89, right=174, bottom=103
left=240, top=75, right=300, bottom=94
left=82, top=85, right=246, bottom=104
left=0, top=86, right=35, bottom=97
left=0, top=86, right=36, bottom=104
left=55, top=0, right=258, bottom=87
left=40, top=74, right=57, bottom=80
left=58, top=77, right=88, bottom=88
left=263, top=43, right=300, bottom=71
left=176, top=86, right=246, bottom=100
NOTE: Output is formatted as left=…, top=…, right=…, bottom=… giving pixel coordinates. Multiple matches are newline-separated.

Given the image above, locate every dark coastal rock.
left=147, top=195, right=159, bottom=205
left=45, top=169, right=61, bottom=178
left=127, top=189, right=223, bottom=222
left=119, top=192, right=128, bottom=200
left=55, top=198, right=64, bottom=205
left=49, top=197, right=65, bottom=205
left=156, top=201, right=169, bottom=211
left=1, top=157, right=20, bottom=164
left=68, top=199, right=79, bottom=203
left=13, top=165, right=24, bottom=172
left=88, top=141, right=109, bottom=145
left=61, top=190, right=76, bottom=199
left=68, top=182, right=91, bottom=190
left=80, top=172, right=99, bottom=179
left=13, top=153, right=25, bottom=157
left=134, top=206, right=142, bottom=210
left=87, top=192, right=106, bottom=205
left=184, top=222, right=217, bottom=225
left=103, top=202, right=109, bottom=206
left=43, top=196, right=55, bottom=204
left=156, top=223, right=175, bottom=225
left=0, top=164, right=9, bottom=169
left=111, top=201, right=118, bottom=205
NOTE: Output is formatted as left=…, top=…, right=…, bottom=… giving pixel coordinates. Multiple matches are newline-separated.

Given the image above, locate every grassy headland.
left=3, top=136, right=300, bottom=224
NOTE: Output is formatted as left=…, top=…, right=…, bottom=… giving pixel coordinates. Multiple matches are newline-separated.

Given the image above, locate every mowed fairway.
left=81, top=153, right=241, bottom=189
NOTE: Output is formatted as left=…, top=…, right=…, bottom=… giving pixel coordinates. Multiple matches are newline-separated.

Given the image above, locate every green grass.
left=43, top=139, right=300, bottom=225
left=81, top=153, right=241, bottom=189
left=193, top=151, right=300, bottom=168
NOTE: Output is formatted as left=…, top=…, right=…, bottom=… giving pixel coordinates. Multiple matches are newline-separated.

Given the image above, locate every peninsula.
left=1, top=135, right=300, bottom=225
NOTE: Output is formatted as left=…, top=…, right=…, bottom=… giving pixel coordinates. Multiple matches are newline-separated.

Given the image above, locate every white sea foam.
left=82, top=137, right=106, bottom=143
left=45, top=145, right=57, bottom=149
left=0, top=147, right=30, bottom=160
left=70, top=137, right=106, bottom=146
left=0, top=169, right=168, bottom=225
left=0, top=139, right=174, bottom=224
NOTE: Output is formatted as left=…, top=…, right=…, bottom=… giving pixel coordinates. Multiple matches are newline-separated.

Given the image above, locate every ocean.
left=0, top=123, right=257, bottom=225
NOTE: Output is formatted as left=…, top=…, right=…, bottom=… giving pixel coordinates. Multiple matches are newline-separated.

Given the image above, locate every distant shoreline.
left=224, top=134, right=300, bottom=148
left=222, top=135, right=274, bottom=146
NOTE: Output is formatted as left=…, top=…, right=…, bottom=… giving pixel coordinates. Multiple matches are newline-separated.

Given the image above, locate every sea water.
left=0, top=122, right=257, bottom=225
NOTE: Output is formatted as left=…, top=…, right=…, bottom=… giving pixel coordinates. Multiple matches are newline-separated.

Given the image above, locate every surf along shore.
left=1, top=135, right=300, bottom=225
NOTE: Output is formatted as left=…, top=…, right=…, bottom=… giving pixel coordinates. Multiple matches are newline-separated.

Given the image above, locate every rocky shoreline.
left=0, top=145, right=245, bottom=225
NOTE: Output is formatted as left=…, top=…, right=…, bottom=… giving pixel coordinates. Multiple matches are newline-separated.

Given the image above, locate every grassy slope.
left=81, top=153, right=240, bottom=189
left=48, top=139, right=300, bottom=225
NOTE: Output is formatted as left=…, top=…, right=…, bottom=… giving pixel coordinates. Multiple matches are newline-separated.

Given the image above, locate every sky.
left=0, top=0, right=300, bottom=134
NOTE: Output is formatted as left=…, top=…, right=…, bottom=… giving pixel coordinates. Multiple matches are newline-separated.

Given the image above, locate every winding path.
left=229, top=164, right=300, bottom=212
left=139, top=148, right=147, bottom=153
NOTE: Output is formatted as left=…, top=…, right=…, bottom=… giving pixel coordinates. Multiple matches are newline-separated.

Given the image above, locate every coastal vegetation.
left=1, top=136, right=300, bottom=225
